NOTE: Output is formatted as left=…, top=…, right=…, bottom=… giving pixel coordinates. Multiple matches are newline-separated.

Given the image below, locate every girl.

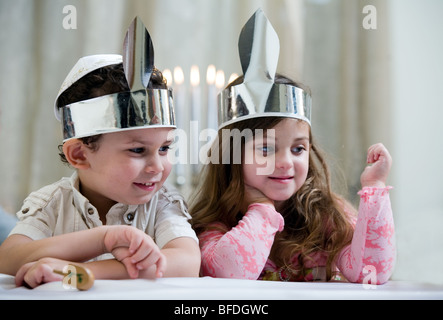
left=190, top=75, right=395, bottom=284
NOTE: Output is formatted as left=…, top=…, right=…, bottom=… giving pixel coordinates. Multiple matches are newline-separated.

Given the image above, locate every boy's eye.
left=129, top=148, right=145, bottom=154
left=159, top=145, right=171, bottom=153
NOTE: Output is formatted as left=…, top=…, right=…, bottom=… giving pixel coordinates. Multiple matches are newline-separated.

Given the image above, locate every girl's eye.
left=292, top=146, right=306, bottom=154
left=256, top=145, right=274, bottom=156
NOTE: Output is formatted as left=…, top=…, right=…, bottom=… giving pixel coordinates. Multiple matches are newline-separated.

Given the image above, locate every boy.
left=0, top=18, right=200, bottom=288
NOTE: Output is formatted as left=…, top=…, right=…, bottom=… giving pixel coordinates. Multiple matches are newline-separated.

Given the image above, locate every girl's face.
left=242, top=118, right=310, bottom=208
left=79, top=128, right=173, bottom=209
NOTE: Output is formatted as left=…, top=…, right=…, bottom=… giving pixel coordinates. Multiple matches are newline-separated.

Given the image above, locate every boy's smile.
left=77, top=128, right=174, bottom=216
left=134, top=181, right=160, bottom=192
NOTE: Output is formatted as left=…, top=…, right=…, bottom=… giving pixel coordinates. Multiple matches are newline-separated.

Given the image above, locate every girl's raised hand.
left=360, top=143, right=392, bottom=188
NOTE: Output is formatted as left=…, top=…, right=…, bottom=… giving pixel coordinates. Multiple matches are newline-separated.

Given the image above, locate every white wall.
left=389, top=0, right=443, bottom=284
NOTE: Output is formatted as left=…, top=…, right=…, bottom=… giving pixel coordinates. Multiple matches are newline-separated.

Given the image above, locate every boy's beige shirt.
left=9, top=172, right=197, bottom=259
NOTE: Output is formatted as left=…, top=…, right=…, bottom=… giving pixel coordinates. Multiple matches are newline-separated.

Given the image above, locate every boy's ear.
left=62, top=139, right=90, bottom=169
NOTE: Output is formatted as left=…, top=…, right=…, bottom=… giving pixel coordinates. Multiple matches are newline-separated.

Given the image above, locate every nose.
left=274, top=149, right=292, bottom=170
left=144, top=153, right=164, bottom=174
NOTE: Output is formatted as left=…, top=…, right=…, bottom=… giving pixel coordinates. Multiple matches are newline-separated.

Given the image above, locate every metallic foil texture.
left=56, top=17, right=175, bottom=141
left=218, top=9, right=311, bottom=129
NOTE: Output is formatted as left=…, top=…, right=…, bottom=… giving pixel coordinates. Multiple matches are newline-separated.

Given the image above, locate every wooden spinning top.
left=53, top=264, right=95, bottom=291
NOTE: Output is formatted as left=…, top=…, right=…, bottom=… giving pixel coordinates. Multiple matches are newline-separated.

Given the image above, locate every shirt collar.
left=68, top=171, right=139, bottom=225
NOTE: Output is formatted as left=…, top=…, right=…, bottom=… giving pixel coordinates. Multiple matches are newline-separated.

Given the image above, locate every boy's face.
left=79, top=128, right=174, bottom=207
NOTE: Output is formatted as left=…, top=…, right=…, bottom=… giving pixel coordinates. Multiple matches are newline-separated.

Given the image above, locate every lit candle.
left=163, top=68, right=173, bottom=86
left=211, top=70, right=226, bottom=132
left=190, top=65, right=201, bottom=124
left=190, top=65, right=201, bottom=177
left=173, top=66, right=185, bottom=130
left=173, top=66, right=186, bottom=187
left=206, top=65, right=217, bottom=131
left=228, top=73, right=239, bottom=85
left=173, top=67, right=184, bottom=89
left=215, top=70, right=225, bottom=91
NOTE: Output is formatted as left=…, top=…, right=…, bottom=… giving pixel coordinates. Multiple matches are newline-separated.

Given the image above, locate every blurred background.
left=0, top=0, right=442, bottom=284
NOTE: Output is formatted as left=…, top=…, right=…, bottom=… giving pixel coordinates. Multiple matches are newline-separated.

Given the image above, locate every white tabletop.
left=1, top=274, right=442, bottom=300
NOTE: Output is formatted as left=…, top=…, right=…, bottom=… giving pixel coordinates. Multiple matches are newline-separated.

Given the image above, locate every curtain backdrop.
left=0, top=0, right=388, bottom=212
left=0, top=0, right=310, bottom=212
left=305, top=0, right=391, bottom=202
left=2, top=0, right=443, bottom=285
left=4, top=0, right=443, bottom=285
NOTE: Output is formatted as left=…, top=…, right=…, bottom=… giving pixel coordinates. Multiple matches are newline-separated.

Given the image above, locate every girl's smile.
left=268, top=175, right=295, bottom=184
left=242, top=118, right=310, bottom=204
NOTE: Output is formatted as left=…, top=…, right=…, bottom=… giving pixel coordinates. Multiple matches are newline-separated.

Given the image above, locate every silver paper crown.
left=218, top=9, right=311, bottom=129
left=55, top=17, right=175, bottom=141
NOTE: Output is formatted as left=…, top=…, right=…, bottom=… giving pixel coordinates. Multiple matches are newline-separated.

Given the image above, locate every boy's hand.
left=360, top=143, right=392, bottom=188
left=15, top=257, right=66, bottom=288
left=103, top=226, right=166, bottom=279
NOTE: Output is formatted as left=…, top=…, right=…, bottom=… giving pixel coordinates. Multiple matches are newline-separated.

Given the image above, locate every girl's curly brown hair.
left=189, top=75, right=355, bottom=280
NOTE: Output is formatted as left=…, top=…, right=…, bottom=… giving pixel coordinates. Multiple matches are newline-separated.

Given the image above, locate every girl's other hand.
left=360, top=143, right=392, bottom=188
left=244, top=184, right=274, bottom=209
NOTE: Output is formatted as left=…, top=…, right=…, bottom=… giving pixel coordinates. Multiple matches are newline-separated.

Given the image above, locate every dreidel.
left=53, top=264, right=95, bottom=291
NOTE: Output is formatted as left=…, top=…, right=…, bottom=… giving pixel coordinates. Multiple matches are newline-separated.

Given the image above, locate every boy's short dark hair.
left=57, top=63, right=167, bottom=164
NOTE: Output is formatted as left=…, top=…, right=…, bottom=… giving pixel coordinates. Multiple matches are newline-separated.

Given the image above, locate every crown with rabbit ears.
left=218, top=9, right=311, bottom=129
left=54, top=17, right=175, bottom=141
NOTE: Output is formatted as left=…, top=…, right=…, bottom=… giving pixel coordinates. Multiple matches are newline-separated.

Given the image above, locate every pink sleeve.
left=337, top=187, right=396, bottom=284
left=199, top=203, right=284, bottom=279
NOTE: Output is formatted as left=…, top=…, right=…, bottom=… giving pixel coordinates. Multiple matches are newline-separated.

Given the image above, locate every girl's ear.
left=62, top=139, right=90, bottom=169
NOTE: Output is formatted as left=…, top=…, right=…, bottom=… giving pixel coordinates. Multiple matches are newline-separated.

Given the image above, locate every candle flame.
left=173, top=66, right=184, bottom=85
left=206, top=65, right=216, bottom=85
left=190, top=65, right=200, bottom=87
left=163, top=69, right=172, bottom=86
left=215, top=70, right=225, bottom=89
left=228, top=73, right=239, bottom=85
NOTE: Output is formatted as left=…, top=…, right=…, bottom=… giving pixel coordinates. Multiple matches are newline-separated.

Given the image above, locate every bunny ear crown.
left=55, top=17, right=175, bottom=141
left=123, top=17, right=154, bottom=92
left=218, top=9, right=311, bottom=129
left=239, top=8, right=279, bottom=86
